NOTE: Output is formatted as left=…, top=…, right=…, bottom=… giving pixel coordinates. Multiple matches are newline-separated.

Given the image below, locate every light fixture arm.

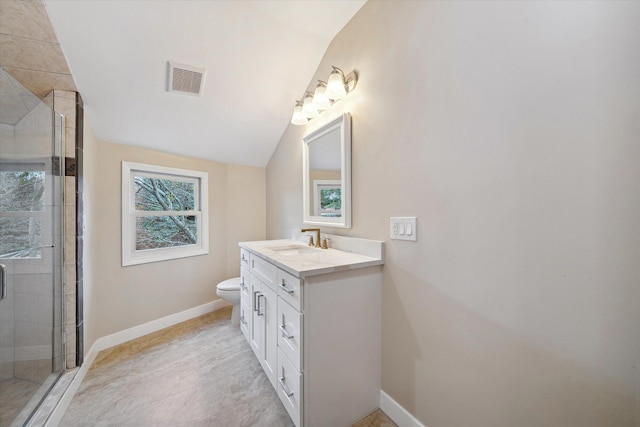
left=331, top=66, right=345, bottom=78
left=344, top=70, right=357, bottom=93
left=330, top=66, right=357, bottom=93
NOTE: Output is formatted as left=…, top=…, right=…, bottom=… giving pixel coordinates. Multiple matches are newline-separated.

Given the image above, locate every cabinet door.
left=261, top=283, right=278, bottom=389
left=249, top=274, right=262, bottom=360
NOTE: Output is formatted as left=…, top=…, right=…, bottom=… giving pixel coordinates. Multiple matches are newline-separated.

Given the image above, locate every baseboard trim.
left=44, top=299, right=227, bottom=426
left=97, top=299, right=228, bottom=350
left=380, top=390, right=426, bottom=427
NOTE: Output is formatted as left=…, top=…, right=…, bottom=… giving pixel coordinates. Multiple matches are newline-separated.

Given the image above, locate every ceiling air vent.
left=167, top=62, right=206, bottom=96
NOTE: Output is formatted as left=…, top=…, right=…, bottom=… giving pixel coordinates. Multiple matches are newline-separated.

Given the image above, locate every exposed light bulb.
left=291, top=101, right=308, bottom=125
left=325, top=66, right=347, bottom=100
left=302, top=92, right=319, bottom=118
left=312, top=81, right=331, bottom=111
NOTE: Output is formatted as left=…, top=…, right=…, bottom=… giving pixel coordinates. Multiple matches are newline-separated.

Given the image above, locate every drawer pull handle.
left=0, top=264, right=6, bottom=301
left=280, top=314, right=294, bottom=339
left=253, top=290, right=260, bottom=312
left=257, top=294, right=265, bottom=316
left=279, top=280, right=294, bottom=294
left=279, top=375, right=294, bottom=398
left=279, top=324, right=294, bottom=339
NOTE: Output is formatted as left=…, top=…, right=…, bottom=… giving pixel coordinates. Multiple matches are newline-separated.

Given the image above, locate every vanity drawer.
left=277, top=348, right=302, bottom=427
left=240, top=248, right=250, bottom=268
left=250, top=254, right=277, bottom=290
left=277, top=268, right=302, bottom=311
left=239, top=266, right=250, bottom=302
left=239, top=300, right=251, bottom=342
left=277, top=297, right=302, bottom=372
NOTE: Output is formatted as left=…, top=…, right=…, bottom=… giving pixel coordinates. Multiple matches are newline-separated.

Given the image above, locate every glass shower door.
left=0, top=68, right=65, bottom=427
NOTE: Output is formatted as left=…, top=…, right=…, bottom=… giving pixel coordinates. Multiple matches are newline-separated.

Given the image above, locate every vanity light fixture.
left=291, top=101, right=308, bottom=125
left=290, top=65, right=357, bottom=125
left=325, top=66, right=348, bottom=99
left=312, top=81, right=331, bottom=111
left=302, top=91, right=319, bottom=118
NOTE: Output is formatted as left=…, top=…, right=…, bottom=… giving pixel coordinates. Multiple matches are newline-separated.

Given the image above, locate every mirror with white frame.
left=302, top=113, right=351, bottom=228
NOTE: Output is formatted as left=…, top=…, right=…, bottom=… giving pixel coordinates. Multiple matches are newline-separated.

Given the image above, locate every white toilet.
left=216, top=277, right=241, bottom=326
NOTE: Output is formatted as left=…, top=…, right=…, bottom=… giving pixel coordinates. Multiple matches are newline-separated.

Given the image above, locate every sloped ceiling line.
left=44, top=0, right=366, bottom=167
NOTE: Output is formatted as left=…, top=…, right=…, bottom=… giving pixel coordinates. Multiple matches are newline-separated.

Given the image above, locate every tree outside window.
left=0, top=167, right=45, bottom=258
left=122, top=162, right=208, bottom=266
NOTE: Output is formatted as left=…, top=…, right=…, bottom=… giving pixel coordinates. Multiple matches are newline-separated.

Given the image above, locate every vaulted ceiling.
left=0, top=0, right=77, bottom=125
left=44, top=1, right=366, bottom=167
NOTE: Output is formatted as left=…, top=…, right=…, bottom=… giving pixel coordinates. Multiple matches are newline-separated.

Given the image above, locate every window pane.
left=123, top=162, right=208, bottom=266
left=133, top=176, right=195, bottom=211
left=320, top=188, right=341, bottom=217
left=135, top=215, right=197, bottom=250
left=0, top=171, right=45, bottom=212
left=0, top=217, right=42, bottom=258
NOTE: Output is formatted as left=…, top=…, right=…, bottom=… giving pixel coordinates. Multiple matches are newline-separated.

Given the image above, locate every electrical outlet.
left=390, top=217, right=417, bottom=241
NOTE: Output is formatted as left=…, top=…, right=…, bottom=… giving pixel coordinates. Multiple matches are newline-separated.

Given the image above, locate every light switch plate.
left=390, top=217, right=417, bottom=241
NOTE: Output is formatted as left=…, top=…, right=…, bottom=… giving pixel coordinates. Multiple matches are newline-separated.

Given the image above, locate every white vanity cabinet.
left=239, top=238, right=384, bottom=427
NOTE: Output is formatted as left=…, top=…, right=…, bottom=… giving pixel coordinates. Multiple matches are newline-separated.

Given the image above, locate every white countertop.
left=239, top=239, right=384, bottom=278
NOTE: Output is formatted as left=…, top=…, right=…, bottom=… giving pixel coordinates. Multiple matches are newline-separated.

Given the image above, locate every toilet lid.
left=217, top=277, right=241, bottom=291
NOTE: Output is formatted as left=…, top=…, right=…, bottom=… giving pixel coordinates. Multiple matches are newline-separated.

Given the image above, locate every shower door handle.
left=0, top=264, right=6, bottom=301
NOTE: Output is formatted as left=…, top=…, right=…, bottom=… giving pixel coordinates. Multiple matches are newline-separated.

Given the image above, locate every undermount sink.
left=267, top=244, right=322, bottom=256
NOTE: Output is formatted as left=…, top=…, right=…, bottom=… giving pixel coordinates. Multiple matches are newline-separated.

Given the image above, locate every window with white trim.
left=122, top=162, right=208, bottom=266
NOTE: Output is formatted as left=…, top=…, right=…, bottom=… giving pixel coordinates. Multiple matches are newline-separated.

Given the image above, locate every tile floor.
left=60, top=306, right=397, bottom=427
left=1, top=370, right=65, bottom=427
left=0, top=377, right=40, bottom=427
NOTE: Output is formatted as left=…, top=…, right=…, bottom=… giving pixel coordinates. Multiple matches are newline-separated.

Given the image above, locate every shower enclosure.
left=0, top=68, right=65, bottom=426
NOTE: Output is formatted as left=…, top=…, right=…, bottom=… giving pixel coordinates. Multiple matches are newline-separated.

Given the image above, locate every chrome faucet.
left=301, top=228, right=321, bottom=248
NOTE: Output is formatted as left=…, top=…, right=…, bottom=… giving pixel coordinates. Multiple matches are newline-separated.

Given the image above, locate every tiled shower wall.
left=53, top=89, right=79, bottom=369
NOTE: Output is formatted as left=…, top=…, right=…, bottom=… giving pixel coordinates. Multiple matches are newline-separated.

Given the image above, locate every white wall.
left=82, top=134, right=265, bottom=344
left=225, top=165, right=266, bottom=276
left=266, top=1, right=640, bottom=426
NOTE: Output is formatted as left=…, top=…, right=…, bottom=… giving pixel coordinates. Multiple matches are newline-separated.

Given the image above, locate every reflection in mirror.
left=313, top=180, right=340, bottom=217
left=303, top=113, right=351, bottom=228
left=308, top=126, right=341, bottom=217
